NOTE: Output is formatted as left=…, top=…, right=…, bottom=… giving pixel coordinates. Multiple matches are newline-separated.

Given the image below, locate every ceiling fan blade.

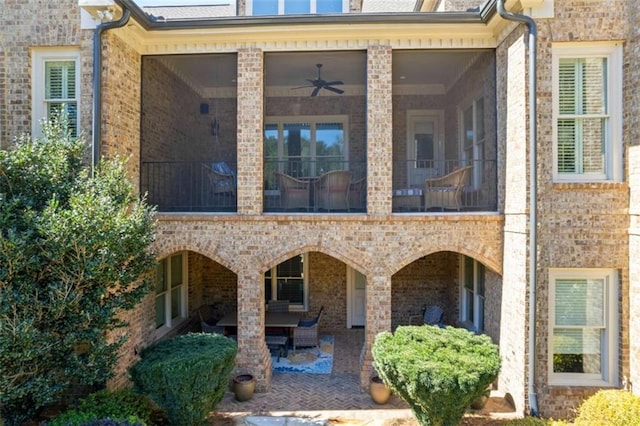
left=291, top=85, right=314, bottom=89
left=324, top=86, right=344, bottom=94
left=324, top=80, right=343, bottom=86
left=311, top=86, right=321, bottom=97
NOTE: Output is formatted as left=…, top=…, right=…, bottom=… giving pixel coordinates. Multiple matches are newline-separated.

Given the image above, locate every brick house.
left=1, top=0, right=638, bottom=419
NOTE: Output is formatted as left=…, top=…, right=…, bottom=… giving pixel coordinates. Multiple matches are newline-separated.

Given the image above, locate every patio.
left=212, top=329, right=517, bottom=424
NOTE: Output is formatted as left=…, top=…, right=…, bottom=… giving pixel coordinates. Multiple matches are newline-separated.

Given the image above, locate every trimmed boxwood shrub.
left=573, top=389, right=640, bottom=426
left=130, top=332, right=237, bottom=426
left=48, top=389, right=153, bottom=426
left=372, top=325, right=500, bottom=426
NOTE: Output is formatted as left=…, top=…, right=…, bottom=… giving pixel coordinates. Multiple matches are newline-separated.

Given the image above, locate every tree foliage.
left=372, top=325, right=501, bottom=426
left=0, top=116, right=157, bottom=425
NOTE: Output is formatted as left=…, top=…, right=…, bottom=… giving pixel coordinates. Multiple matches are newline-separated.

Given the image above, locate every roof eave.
left=115, top=0, right=497, bottom=31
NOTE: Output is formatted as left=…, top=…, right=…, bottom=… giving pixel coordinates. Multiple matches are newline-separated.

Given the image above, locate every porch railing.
left=141, top=159, right=496, bottom=214
left=141, top=161, right=237, bottom=213
left=392, top=159, right=497, bottom=213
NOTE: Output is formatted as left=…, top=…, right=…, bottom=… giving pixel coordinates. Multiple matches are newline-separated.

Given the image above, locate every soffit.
left=116, top=19, right=496, bottom=55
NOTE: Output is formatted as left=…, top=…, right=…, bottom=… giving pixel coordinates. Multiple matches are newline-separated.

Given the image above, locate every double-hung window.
left=249, top=0, right=347, bottom=15
left=552, top=43, right=622, bottom=182
left=264, top=254, right=308, bottom=311
left=155, top=253, right=188, bottom=335
left=460, top=256, right=485, bottom=333
left=32, top=48, right=80, bottom=137
left=549, top=269, right=618, bottom=386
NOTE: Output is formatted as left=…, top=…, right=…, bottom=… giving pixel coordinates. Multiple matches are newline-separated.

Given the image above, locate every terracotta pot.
left=370, top=376, right=391, bottom=404
left=232, top=374, right=256, bottom=402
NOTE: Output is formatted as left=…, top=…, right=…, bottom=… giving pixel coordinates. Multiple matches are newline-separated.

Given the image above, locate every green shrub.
left=573, top=389, right=640, bottom=426
left=372, top=325, right=500, bottom=426
left=130, top=333, right=237, bottom=426
left=49, top=389, right=153, bottom=426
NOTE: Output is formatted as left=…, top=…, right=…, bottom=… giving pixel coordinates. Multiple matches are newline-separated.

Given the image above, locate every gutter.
left=92, top=7, right=131, bottom=169
left=496, top=0, right=539, bottom=418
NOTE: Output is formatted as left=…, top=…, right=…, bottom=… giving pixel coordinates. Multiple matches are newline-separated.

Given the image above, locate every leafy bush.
left=130, top=333, right=237, bottom=426
left=0, top=114, right=157, bottom=425
left=49, top=389, right=154, bottom=426
left=573, top=389, right=640, bottom=426
left=372, top=325, right=500, bottom=426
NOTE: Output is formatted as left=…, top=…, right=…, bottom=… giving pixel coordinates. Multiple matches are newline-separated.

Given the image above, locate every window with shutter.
left=549, top=269, right=618, bottom=386
left=552, top=44, right=622, bottom=182
left=32, top=49, right=80, bottom=138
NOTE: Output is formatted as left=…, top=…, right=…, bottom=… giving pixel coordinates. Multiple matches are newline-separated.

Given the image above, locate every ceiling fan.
left=292, top=63, right=344, bottom=97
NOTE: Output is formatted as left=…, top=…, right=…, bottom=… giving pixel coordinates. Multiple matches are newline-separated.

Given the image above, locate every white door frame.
left=347, top=266, right=366, bottom=328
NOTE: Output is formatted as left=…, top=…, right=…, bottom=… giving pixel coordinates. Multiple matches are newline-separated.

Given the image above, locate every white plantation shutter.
left=44, top=60, right=78, bottom=136
left=556, top=57, right=607, bottom=176
left=553, top=278, right=605, bottom=355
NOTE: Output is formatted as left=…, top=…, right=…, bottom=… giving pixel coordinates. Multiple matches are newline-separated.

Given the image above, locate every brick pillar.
left=235, top=270, right=272, bottom=392
left=236, top=48, right=264, bottom=216
left=366, top=46, right=393, bottom=216
left=360, top=272, right=392, bottom=390
left=499, top=33, right=528, bottom=414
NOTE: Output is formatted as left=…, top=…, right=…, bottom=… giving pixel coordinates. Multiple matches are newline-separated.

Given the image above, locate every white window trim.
left=552, top=42, right=623, bottom=182
left=266, top=253, right=309, bottom=311
left=459, top=255, right=484, bottom=333
left=31, top=47, right=81, bottom=138
left=247, top=0, right=348, bottom=15
left=155, top=252, right=189, bottom=339
left=548, top=268, right=618, bottom=387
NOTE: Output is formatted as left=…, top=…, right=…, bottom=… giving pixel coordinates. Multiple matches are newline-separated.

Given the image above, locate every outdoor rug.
left=272, top=335, right=333, bottom=374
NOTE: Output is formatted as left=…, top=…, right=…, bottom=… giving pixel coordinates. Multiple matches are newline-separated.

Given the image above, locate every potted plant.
left=370, top=375, right=391, bottom=404
left=232, top=374, right=256, bottom=402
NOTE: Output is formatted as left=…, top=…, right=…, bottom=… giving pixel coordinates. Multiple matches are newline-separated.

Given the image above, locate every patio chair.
left=204, top=162, right=236, bottom=197
left=198, top=307, right=225, bottom=334
left=315, top=170, right=351, bottom=212
left=422, top=165, right=471, bottom=211
left=293, top=306, right=324, bottom=354
left=266, top=299, right=290, bottom=336
left=275, top=172, right=311, bottom=211
left=409, top=305, right=444, bottom=327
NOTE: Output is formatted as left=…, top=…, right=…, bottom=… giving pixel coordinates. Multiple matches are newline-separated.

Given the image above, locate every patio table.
left=217, top=311, right=302, bottom=346
left=216, top=311, right=302, bottom=328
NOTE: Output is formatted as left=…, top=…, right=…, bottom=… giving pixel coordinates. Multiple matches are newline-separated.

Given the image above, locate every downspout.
left=92, top=7, right=131, bottom=171
left=496, top=0, right=539, bottom=417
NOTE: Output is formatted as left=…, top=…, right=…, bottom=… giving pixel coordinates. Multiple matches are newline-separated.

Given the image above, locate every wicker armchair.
left=293, top=306, right=324, bottom=354
left=423, top=166, right=471, bottom=211
left=315, top=170, right=351, bottom=212
left=275, top=172, right=311, bottom=211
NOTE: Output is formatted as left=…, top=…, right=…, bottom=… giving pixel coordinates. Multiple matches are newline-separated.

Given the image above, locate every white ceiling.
left=153, top=49, right=485, bottom=94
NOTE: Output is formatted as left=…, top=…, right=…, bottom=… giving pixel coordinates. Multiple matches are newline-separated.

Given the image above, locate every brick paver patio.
left=213, top=328, right=517, bottom=424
